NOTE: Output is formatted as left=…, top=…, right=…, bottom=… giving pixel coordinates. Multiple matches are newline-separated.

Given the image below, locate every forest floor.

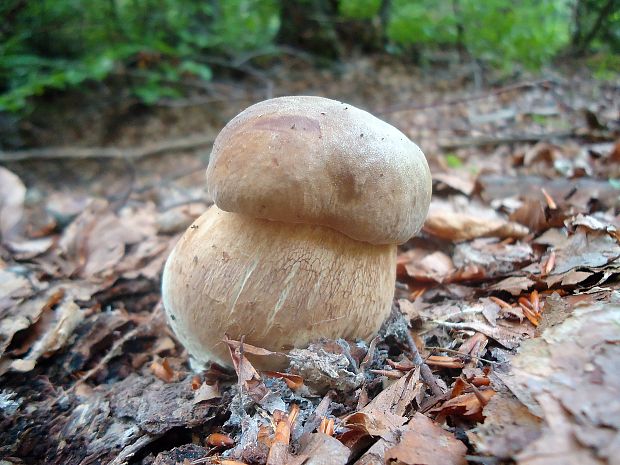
left=1, top=56, right=619, bottom=465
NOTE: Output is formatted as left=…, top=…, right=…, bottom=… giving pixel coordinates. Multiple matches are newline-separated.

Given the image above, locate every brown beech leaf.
left=498, top=302, right=620, bottom=465
left=344, top=368, right=421, bottom=439
left=263, top=371, right=304, bottom=390
left=469, top=391, right=543, bottom=459
left=58, top=199, right=156, bottom=280
left=224, top=336, right=270, bottom=403
left=384, top=413, right=468, bottom=465
left=150, top=357, right=175, bottom=383
left=432, top=389, right=496, bottom=423
left=433, top=172, right=475, bottom=196
left=424, top=198, right=529, bottom=242
left=193, top=382, right=222, bottom=404
left=404, top=250, right=455, bottom=283
left=490, top=276, right=536, bottom=296
left=288, top=432, right=350, bottom=465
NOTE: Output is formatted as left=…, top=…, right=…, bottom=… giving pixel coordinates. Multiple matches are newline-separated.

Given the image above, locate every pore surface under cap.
left=206, top=96, right=431, bottom=245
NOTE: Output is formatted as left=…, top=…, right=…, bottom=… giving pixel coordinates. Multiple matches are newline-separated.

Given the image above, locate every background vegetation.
left=1, top=0, right=618, bottom=118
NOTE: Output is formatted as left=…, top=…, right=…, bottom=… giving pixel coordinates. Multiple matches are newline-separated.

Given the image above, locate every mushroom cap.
left=206, top=96, right=431, bottom=245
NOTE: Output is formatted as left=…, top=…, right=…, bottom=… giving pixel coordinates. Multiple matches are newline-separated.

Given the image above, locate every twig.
left=404, top=330, right=445, bottom=397
left=71, top=326, right=142, bottom=388
left=376, top=79, right=555, bottom=115
left=439, top=130, right=575, bottom=150
left=0, top=134, right=215, bottom=162
left=425, top=346, right=501, bottom=365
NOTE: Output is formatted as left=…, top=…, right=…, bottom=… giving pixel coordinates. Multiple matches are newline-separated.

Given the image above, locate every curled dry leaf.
left=453, top=238, right=534, bottom=278
left=224, top=336, right=270, bottom=403
left=206, top=432, right=234, bottom=447
left=193, top=382, right=221, bottom=404
left=398, top=249, right=485, bottom=284
left=343, top=368, right=421, bottom=439
left=435, top=318, right=534, bottom=350
left=424, top=198, right=529, bottom=242
left=263, top=371, right=304, bottom=390
left=0, top=166, right=26, bottom=242
left=58, top=199, right=156, bottom=280
left=0, top=286, right=83, bottom=373
left=546, top=227, right=620, bottom=276
left=150, top=358, right=175, bottom=383
left=432, top=389, right=496, bottom=423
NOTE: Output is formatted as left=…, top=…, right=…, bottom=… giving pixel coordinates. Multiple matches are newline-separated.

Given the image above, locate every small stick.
left=404, top=330, right=445, bottom=397
left=424, top=346, right=501, bottom=365
left=267, top=404, right=299, bottom=465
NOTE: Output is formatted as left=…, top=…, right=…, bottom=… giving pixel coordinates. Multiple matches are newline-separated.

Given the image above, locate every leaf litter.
left=0, top=58, right=619, bottom=464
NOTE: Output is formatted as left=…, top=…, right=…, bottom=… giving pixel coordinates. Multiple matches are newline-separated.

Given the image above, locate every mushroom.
left=162, top=96, right=431, bottom=368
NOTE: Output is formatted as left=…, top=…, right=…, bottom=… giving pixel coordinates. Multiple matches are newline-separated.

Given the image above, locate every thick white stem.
left=162, top=206, right=396, bottom=368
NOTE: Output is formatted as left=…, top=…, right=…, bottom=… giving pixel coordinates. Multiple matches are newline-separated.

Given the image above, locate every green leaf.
left=444, top=153, right=463, bottom=168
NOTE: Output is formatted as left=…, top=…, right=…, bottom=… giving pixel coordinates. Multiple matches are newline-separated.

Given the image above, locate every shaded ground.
left=1, top=56, right=619, bottom=465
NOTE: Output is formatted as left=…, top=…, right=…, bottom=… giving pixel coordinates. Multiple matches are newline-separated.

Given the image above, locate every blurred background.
left=1, top=0, right=618, bottom=149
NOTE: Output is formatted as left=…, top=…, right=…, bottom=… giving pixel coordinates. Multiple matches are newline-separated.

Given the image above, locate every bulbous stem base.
left=162, top=206, right=396, bottom=368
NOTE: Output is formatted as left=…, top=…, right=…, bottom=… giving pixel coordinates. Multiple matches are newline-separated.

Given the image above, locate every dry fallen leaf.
left=432, top=389, right=496, bottom=423
left=289, top=432, right=350, bottom=465
left=150, top=357, right=175, bottom=382
left=424, top=197, right=529, bottom=242
left=0, top=166, right=26, bottom=242
left=498, top=301, right=620, bottom=465
left=384, top=413, right=468, bottom=465
left=58, top=199, right=156, bottom=279
left=344, top=368, right=421, bottom=439
left=469, top=391, right=543, bottom=459
left=225, top=336, right=270, bottom=403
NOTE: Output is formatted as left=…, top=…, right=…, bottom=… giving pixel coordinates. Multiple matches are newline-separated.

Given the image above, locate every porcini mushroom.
left=162, top=96, right=431, bottom=368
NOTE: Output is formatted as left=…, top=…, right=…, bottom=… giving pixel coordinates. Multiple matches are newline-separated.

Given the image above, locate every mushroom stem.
left=162, top=206, right=396, bottom=368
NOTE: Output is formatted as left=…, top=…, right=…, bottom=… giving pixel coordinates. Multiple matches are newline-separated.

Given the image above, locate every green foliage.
left=444, top=153, right=463, bottom=168
left=387, top=0, right=571, bottom=69
left=0, top=0, right=280, bottom=114
left=586, top=53, right=620, bottom=79
left=339, top=0, right=382, bottom=19
left=388, top=1, right=457, bottom=46
left=1, top=0, right=617, bottom=118
left=463, top=1, right=571, bottom=68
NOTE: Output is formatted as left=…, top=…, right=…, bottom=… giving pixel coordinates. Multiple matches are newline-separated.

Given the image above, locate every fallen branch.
left=376, top=79, right=555, bottom=115
left=439, top=130, right=575, bottom=150
left=0, top=134, right=215, bottom=162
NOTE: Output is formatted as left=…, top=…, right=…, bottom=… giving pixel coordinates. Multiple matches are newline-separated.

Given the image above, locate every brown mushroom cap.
left=206, top=96, right=431, bottom=245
